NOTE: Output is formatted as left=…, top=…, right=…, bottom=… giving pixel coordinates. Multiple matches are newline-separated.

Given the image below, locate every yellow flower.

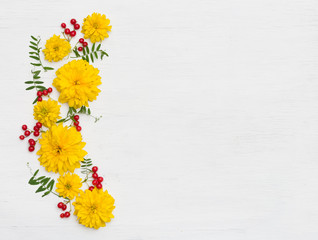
left=56, top=173, right=82, bottom=199
left=73, top=188, right=115, bottom=229
left=53, top=59, right=101, bottom=109
left=43, top=35, right=71, bottom=62
left=33, top=99, right=61, bottom=128
left=81, top=13, right=112, bottom=43
left=37, top=124, right=87, bottom=174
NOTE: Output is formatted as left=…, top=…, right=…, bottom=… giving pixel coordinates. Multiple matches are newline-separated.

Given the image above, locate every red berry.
left=83, top=42, right=88, bottom=47
left=78, top=47, right=83, bottom=51
left=43, top=90, right=48, bottom=96
left=62, top=204, right=67, bottom=211
left=74, top=24, right=80, bottom=30
left=60, top=213, right=65, bottom=218
left=34, top=131, right=40, bottom=137
left=79, top=38, right=84, bottom=43
left=92, top=180, right=98, bottom=186
left=22, top=125, right=28, bottom=130
left=33, top=126, right=39, bottom=131
left=74, top=121, right=80, bottom=126
left=37, top=91, right=42, bottom=97
left=38, top=97, right=42, bottom=102
left=65, top=28, right=70, bottom=34
left=28, top=139, right=36, bottom=146
left=61, top=23, right=66, bottom=28
left=28, top=146, right=35, bottom=152
left=96, top=183, right=103, bottom=189
left=36, top=122, right=42, bottom=128
left=92, top=173, right=98, bottom=179
left=92, top=166, right=98, bottom=172
left=70, top=31, right=76, bottom=37
left=64, top=212, right=70, bottom=218
left=47, top=87, right=53, bottom=93
left=57, top=202, right=64, bottom=208
left=70, top=19, right=77, bottom=25
left=76, top=126, right=82, bottom=132
left=98, top=177, right=103, bottom=183
left=74, top=115, right=79, bottom=121
left=19, top=135, right=25, bottom=140
left=89, top=186, right=94, bottom=191
left=24, top=130, right=30, bottom=136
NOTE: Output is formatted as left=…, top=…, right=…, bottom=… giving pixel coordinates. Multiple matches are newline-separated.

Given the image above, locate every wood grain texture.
left=1, top=0, right=318, bottom=239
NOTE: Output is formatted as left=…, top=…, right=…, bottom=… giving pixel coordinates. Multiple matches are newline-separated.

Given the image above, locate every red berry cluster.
left=61, top=18, right=81, bottom=38
left=73, top=115, right=82, bottom=132
left=77, top=38, right=88, bottom=52
left=57, top=202, right=70, bottom=218
left=89, top=166, right=103, bottom=190
left=37, top=87, right=52, bottom=102
left=19, top=122, right=43, bottom=152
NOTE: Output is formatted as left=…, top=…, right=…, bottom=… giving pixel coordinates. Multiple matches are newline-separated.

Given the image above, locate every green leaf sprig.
left=72, top=43, right=109, bottom=63
left=29, top=36, right=54, bottom=72
left=28, top=169, right=56, bottom=197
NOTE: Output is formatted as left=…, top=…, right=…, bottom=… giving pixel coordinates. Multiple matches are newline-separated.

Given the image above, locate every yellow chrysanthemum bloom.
left=37, top=124, right=87, bottom=174
left=56, top=173, right=82, bottom=199
left=43, top=34, right=71, bottom=62
left=33, top=99, right=61, bottom=128
left=53, top=59, right=101, bottom=109
left=81, top=13, right=112, bottom=43
left=73, top=188, right=115, bottom=229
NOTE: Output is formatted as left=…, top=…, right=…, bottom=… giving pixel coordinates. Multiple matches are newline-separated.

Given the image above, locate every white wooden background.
left=1, top=0, right=318, bottom=239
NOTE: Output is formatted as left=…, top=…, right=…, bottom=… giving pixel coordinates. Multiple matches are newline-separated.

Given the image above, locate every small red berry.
left=92, top=180, right=98, bottom=186
left=79, top=38, right=84, bottom=43
left=57, top=202, right=64, bottom=208
left=74, top=121, right=80, bottom=126
left=74, top=24, right=80, bottom=30
left=65, top=28, right=70, bottom=34
left=36, top=122, right=42, bottom=128
left=64, top=212, right=70, bottom=218
left=98, top=177, right=103, bottom=183
left=70, top=31, right=76, bottom=37
left=83, top=42, right=88, bottom=47
left=74, top=115, right=79, bottom=121
left=24, top=130, right=30, bottom=136
left=92, top=166, right=98, bottom=172
left=89, top=186, right=94, bottom=191
left=92, top=173, right=98, bottom=179
left=28, top=139, right=36, bottom=146
left=96, top=183, right=103, bottom=189
left=76, top=126, right=82, bottom=132
left=70, top=19, right=77, bottom=25
left=62, top=204, right=67, bottom=211
left=22, top=125, right=28, bottom=130
left=60, top=213, right=65, bottom=218
left=19, top=135, right=25, bottom=140
left=47, top=87, right=53, bottom=93
left=61, top=23, right=66, bottom=28
left=28, top=146, right=35, bottom=152
left=38, top=96, right=42, bottom=102
left=78, top=47, right=83, bottom=51
left=33, top=126, right=39, bottom=131
left=37, top=91, right=42, bottom=97
left=34, top=131, right=40, bottom=137
left=43, top=90, right=48, bottom=96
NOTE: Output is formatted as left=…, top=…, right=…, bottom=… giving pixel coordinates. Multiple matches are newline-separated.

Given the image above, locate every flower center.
left=56, top=146, right=62, bottom=154
left=54, top=46, right=60, bottom=51
left=41, top=108, right=48, bottom=115
left=65, top=183, right=72, bottom=190
left=74, top=80, right=80, bottom=85
left=90, top=204, right=97, bottom=213
left=93, top=22, right=99, bottom=29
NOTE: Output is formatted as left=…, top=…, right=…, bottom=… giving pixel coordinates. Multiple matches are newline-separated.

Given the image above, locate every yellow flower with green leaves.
left=73, top=188, right=115, bottom=229
left=43, top=34, right=71, bottom=62
left=33, top=99, right=61, bottom=128
left=81, top=13, right=112, bottom=43
left=56, top=173, right=82, bottom=199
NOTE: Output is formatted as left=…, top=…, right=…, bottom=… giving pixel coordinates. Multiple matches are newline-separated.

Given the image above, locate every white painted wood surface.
left=1, top=0, right=318, bottom=239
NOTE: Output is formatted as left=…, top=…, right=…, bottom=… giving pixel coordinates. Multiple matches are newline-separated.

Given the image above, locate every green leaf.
left=94, top=52, right=98, bottom=59
left=36, top=185, right=47, bottom=193
left=33, top=70, right=41, bottom=75
left=34, top=81, right=44, bottom=84
left=47, top=179, right=55, bottom=191
left=33, top=97, right=38, bottom=104
left=40, top=177, right=50, bottom=185
left=90, top=53, right=94, bottom=63
left=88, top=108, right=91, bottom=115
left=37, top=176, right=45, bottom=181
left=33, top=76, right=41, bottom=79
left=31, top=36, right=38, bottom=41
left=26, top=86, right=35, bottom=90
left=30, top=56, right=40, bottom=61
left=56, top=119, right=65, bottom=123
left=43, top=67, right=54, bottom=71
left=96, top=44, right=101, bottom=51
left=73, top=49, right=80, bottom=57
left=92, top=43, right=95, bottom=52
left=25, top=81, right=34, bottom=84
left=86, top=46, right=90, bottom=54
left=31, top=63, right=41, bottom=66
left=29, top=52, right=39, bottom=55
left=42, top=191, right=51, bottom=197
left=83, top=47, right=86, bottom=55
left=28, top=179, right=38, bottom=185
left=30, top=41, right=37, bottom=46
left=29, top=46, right=38, bottom=51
